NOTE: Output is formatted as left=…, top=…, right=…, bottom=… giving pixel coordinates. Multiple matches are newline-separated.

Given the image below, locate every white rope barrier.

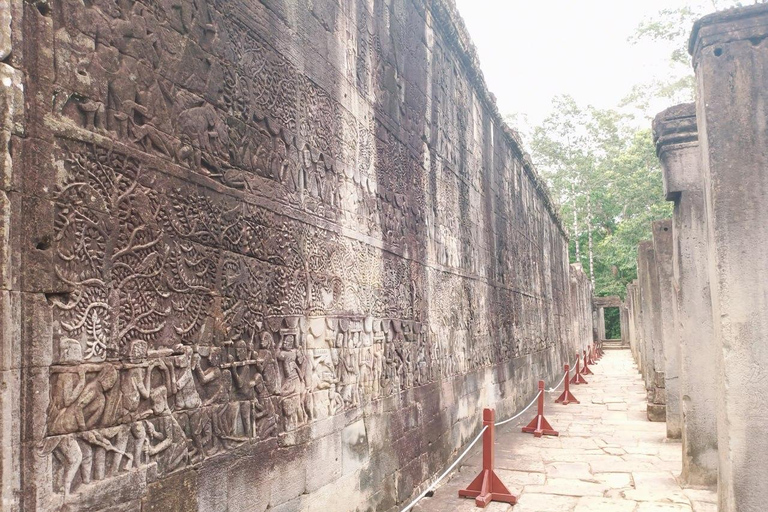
left=400, top=425, right=488, bottom=512
left=494, top=390, right=542, bottom=427
left=545, top=358, right=579, bottom=393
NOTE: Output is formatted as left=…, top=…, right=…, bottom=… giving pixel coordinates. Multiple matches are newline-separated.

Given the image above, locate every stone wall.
left=0, top=0, right=589, bottom=510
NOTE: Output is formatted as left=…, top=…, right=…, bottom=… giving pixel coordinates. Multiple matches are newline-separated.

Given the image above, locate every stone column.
left=652, top=220, right=680, bottom=438
left=636, top=245, right=652, bottom=386
left=619, top=304, right=630, bottom=347
left=690, top=5, right=768, bottom=507
left=626, top=283, right=638, bottom=358
left=597, top=307, right=606, bottom=341
left=627, top=281, right=643, bottom=369
left=654, top=103, right=717, bottom=485
left=638, top=240, right=665, bottom=421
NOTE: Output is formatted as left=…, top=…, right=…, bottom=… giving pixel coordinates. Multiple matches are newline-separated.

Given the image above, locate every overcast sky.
left=453, top=0, right=701, bottom=129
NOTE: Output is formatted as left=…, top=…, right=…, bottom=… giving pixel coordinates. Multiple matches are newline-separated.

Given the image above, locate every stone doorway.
left=593, top=296, right=629, bottom=348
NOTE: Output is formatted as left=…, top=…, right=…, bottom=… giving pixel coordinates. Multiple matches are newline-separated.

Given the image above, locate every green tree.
left=624, top=0, right=758, bottom=118
left=531, top=96, right=671, bottom=299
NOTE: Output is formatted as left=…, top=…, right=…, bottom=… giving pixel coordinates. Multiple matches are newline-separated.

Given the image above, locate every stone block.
left=305, top=431, right=342, bottom=492
left=341, top=418, right=369, bottom=476
left=142, top=470, right=197, bottom=512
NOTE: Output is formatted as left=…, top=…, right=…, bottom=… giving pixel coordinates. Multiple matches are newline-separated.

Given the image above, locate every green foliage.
left=528, top=1, right=766, bottom=299
left=624, top=0, right=757, bottom=117
left=604, top=307, right=622, bottom=339
left=531, top=96, right=671, bottom=299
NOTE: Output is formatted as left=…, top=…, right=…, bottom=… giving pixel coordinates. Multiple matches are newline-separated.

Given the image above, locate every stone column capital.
left=652, top=104, right=699, bottom=201
left=689, top=4, right=768, bottom=64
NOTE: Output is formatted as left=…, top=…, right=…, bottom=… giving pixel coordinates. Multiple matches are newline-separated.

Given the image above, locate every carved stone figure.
left=50, top=365, right=119, bottom=435
left=172, top=345, right=203, bottom=410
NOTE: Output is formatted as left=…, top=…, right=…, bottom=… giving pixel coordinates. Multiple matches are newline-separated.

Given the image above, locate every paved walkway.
left=415, top=350, right=717, bottom=512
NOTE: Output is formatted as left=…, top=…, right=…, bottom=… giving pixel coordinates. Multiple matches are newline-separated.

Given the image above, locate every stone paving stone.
left=524, top=478, right=608, bottom=497
left=573, top=496, right=638, bottom=512
left=544, top=462, right=593, bottom=480
left=682, top=488, right=717, bottom=503
left=635, top=503, right=693, bottom=511
left=514, top=493, right=579, bottom=511
left=690, top=502, right=717, bottom=512
left=418, top=351, right=713, bottom=512
left=592, top=472, right=632, bottom=488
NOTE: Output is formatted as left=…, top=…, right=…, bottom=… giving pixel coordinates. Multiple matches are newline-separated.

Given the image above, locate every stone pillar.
left=626, top=283, right=638, bottom=358
left=654, top=103, right=717, bottom=485
left=638, top=240, right=666, bottom=421
left=627, top=281, right=643, bottom=369
left=619, top=304, right=630, bottom=347
left=619, top=303, right=629, bottom=348
left=636, top=244, right=652, bottom=386
left=652, top=220, right=680, bottom=438
left=690, top=5, right=768, bottom=507
left=597, top=307, right=606, bottom=341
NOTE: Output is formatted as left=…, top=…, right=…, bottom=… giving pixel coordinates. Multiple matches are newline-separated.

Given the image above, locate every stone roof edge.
left=429, top=0, right=568, bottom=240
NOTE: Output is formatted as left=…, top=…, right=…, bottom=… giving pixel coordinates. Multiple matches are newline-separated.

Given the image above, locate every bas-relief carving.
left=22, top=0, right=574, bottom=508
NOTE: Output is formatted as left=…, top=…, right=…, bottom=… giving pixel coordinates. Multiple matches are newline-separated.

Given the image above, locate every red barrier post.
left=458, top=408, right=517, bottom=507
left=570, top=353, right=588, bottom=385
left=581, top=349, right=594, bottom=375
left=555, top=364, right=579, bottom=405
left=522, top=381, right=559, bottom=437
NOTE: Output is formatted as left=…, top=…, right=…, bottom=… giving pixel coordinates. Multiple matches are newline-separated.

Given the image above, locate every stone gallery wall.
left=0, top=0, right=590, bottom=510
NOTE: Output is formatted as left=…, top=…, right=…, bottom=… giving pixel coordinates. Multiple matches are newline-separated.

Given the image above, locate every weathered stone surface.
left=637, top=239, right=666, bottom=421
left=653, top=102, right=717, bottom=486
left=1, top=0, right=592, bottom=510
left=651, top=220, right=679, bottom=439
left=690, top=4, right=768, bottom=510
left=625, top=281, right=641, bottom=367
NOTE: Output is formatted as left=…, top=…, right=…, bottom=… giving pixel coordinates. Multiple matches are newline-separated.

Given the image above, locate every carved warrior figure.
left=172, top=345, right=203, bottom=410
left=277, top=334, right=309, bottom=430
left=49, top=365, right=119, bottom=435
left=144, top=387, right=187, bottom=474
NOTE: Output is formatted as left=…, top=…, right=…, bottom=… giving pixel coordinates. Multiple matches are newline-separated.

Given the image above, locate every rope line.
left=494, top=390, right=542, bottom=427
left=400, top=425, right=488, bottom=512
left=545, top=358, right=579, bottom=393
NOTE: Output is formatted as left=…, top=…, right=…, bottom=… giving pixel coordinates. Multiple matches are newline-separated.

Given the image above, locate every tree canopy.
left=525, top=1, right=762, bottom=300
left=530, top=96, right=671, bottom=299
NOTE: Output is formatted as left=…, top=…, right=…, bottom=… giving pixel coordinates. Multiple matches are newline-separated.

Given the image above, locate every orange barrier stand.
left=555, top=364, right=579, bottom=405
left=458, top=409, right=517, bottom=508
left=581, top=349, right=594, bottom=375
left=522, top=381, right=559, bottom=437
left=570, top=353, right=588, bottom=385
